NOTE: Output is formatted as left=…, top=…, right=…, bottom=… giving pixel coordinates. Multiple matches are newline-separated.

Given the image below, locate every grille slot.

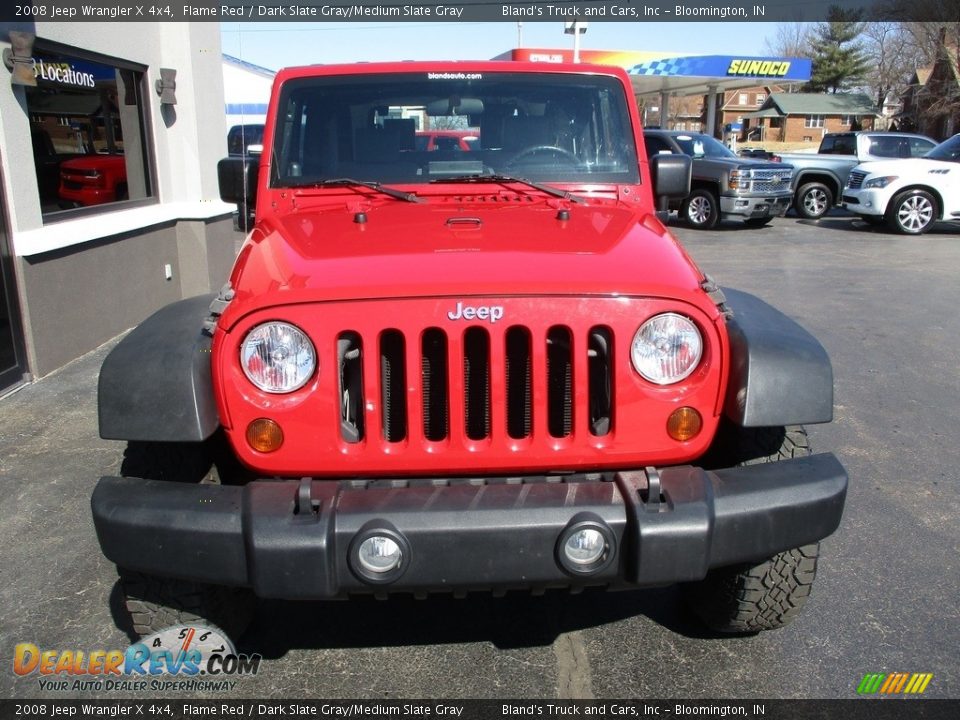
left=463, top=327, right=491, bottom=440
left=588, top=327, right=613, bottom=437
left=380, top=330, right=407, bottom=442
left=848, top=171, right=866, bottom=189
left=505, top=326, right=533, bottom=439
left=337, top=332, right=365, bottom=443
left=546, top=326, right=574, bottom=438
left=421, top=328, right=449, bottom=441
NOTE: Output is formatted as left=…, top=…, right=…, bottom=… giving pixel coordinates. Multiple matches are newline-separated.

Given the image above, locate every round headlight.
left=241, top=322, right=316, bottom=393
left=631, top=313, right=702, bottom=385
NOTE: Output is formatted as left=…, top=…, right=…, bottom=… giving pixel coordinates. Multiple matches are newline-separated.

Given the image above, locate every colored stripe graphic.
left=857, top=672, right=933, bottom=694
left=857, top=673, right=886, bottom=694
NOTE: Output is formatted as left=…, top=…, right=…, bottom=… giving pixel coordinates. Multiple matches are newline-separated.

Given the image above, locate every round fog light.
left=557, top=517, right=615, bottom=576
left=357, top=536, right=403, bottom=574
left=563, top=529, right=606, bottom=566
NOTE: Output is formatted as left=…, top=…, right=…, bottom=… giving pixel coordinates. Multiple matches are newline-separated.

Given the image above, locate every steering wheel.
left=506, top=145, right=580, bottom=168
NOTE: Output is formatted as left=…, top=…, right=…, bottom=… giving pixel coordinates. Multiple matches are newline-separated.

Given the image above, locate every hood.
left=693, top=157, right=791, bottom=173
left=852, top=158, right=957, bottom=176
left=61, top=155, right=126, bottom=170
left=220, top=196, right=705, bottom=329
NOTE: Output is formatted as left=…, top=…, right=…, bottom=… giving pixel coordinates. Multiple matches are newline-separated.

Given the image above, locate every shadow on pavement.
left=228, top=585, right=730, bottom=657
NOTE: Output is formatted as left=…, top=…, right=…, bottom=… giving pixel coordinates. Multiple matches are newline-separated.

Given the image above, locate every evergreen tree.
left=805, top=7, right=872, bottom=93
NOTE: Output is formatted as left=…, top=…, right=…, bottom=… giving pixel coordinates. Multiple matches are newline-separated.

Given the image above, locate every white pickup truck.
left=773, top=131, right=936, bottom=219
left=840, top=133, right=960, bottom=234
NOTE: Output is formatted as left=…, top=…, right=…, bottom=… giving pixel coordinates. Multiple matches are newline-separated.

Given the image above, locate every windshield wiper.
left=432, top=174, right=586, bottom=204
left=286, top=177, right=421, bottom=203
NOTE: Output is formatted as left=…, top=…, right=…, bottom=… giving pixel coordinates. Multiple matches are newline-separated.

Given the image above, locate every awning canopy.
left=498, top=48, right=812, bottom=98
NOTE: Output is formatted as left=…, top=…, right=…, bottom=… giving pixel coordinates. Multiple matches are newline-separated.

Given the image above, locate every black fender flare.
left=98, top=294, right=219, bottom=442
left=722, top=288, right=834, bottom=427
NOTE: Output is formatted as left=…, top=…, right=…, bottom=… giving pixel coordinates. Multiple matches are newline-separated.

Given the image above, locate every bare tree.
left=763, top=23, right=814, bottom=92
left=861, top=22, right=914, bottom=108
left=763, top=22, right=814, bottom=58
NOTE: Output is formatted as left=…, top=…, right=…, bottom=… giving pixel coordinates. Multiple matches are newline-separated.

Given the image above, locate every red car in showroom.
left=59, top=153, right=127, bottom=206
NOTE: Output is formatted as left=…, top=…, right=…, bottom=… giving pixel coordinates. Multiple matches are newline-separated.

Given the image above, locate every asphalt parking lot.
left=1, top=211, right=958, bottom=700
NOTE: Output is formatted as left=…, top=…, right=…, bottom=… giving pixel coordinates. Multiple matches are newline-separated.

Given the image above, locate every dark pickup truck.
left=644, top=130, right=794, bottom=230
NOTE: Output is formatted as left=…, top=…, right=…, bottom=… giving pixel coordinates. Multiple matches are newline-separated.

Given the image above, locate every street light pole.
left=563, top=22, right=588, bottom=63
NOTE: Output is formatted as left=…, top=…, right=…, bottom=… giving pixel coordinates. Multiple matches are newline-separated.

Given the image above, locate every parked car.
left=92, top=61, right=846, bottom=641
left=644, top=130, right=794, bottom=229
left=58, top=153, right=128, bottom=206
left=771, top=131, right=937, bottom=219
left=415, top=130, right=479, bottom=152
left=737, top=147, right=774, bottom=160
left=227, top=124, right=265, bottom=157
left=840, top=133, right=960, bottom=234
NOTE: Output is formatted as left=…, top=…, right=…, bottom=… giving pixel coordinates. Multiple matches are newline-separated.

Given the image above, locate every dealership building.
left=0, top=22, right=236, bottom=395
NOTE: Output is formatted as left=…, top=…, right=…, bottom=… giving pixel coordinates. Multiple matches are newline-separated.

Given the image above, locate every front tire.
left=886, top=189, right=937, bottom=235
left=681, top=188, right=720, bottom=230
left=120, top=569, right=255, bottom=640
left=684, top=425, right=821, bottom=633
left=117, top=439, right=255, bottom=640
left=794, top=182, right=833, bottom=219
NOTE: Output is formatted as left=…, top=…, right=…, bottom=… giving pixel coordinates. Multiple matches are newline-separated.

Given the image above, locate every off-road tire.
left=794, top=182, right=833, bottom=219
left=743, top=217, right=772, bottom=228
left=885, top=189, right=938, bottom=235
left=117, top=439, right=255, bottom=640
left=681, top=188, right=720, bottom=230
left=119, top=569, right=255, bottom=640
left=684, top=424, right=820, bottom=633
left=684, top=544, right=820, bottom=633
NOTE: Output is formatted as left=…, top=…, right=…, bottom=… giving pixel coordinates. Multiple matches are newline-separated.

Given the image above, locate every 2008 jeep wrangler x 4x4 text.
left=92, top=62, right=847, bottom=639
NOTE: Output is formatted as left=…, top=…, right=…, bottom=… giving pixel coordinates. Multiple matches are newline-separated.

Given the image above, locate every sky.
left=220, top=22, right=782, bottom=71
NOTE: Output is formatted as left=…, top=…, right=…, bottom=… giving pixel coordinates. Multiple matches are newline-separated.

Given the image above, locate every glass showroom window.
left=24, top=44, right=152, bottom=217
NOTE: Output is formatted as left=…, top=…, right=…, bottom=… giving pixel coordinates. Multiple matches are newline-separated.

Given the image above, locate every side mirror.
left=649, top=153, right=692, bottom=223
left=218, top=156, right=259, bottom=232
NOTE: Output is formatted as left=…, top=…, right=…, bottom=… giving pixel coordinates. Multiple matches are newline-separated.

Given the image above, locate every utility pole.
left=564, top=22, right=588, bottom=63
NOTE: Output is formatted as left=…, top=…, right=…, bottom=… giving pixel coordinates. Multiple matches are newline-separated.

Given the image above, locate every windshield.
left=924, top=134, right=960, bottom=162
left=271, top=72, right=640, bottom=187
left=672, top=134, right=737, bottom=159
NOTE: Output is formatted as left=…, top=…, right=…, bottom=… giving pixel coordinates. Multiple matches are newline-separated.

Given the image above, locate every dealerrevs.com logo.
left=13, top=625, right=261, bottom=692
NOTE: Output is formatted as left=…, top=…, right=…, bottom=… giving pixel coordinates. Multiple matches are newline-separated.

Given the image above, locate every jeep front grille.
left=337, top=325, right=613, bottom=445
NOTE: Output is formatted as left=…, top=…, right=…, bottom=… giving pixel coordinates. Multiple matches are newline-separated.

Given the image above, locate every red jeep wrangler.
left=93, top=62, right=846, bottom=639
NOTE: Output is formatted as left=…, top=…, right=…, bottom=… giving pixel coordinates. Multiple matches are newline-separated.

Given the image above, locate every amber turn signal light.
left=667, top=407, right=702, bottom=442
left=246, top=418, right=283, bottom=452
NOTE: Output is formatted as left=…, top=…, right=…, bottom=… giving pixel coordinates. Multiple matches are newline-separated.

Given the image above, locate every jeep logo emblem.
left=447, top=302, right=504, bottom=323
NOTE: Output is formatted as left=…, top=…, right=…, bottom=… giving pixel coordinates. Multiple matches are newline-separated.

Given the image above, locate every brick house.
left=703, top=84, right=783, bottom=137
left=896, top=33, right=959, bottom=140
left=741, top=93, right=879, bottom=144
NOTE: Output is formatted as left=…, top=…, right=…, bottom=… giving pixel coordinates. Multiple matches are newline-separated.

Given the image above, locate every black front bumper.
left=91, top=454, right=846, bottom=598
